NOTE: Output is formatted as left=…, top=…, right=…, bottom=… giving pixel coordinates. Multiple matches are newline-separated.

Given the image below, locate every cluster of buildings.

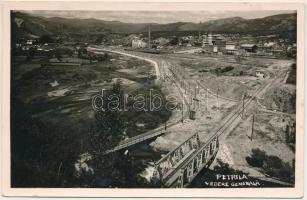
left=15, top=38, right=56, bottom=56
left=128, top=32, right=296, bottom=58
left=15, top=29, right=296, bottom=59
left=14, top=35, right=91, bottom=58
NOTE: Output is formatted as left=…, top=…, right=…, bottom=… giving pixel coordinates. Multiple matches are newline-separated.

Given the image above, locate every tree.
left=245, top=148, right=266, bottom=167
left=54, top=48, right=74, bottom=61
left=54, top=48, right=63, bottom=61
left=40, top=35, right=54, bottom=44
left=87, top=80, right=148, bottom=187
left=10, top=96, right=82, bottom=187
left=26, top=47, right=36, bottom=62
left=286, top=48, right=296, bottom=58
left=169, top=36, right=179, bottom=45
left=78, top=47, right=88, bottom=59
left=89, top=80, right=123, bottom=154
left=245, top=148, right=294, bottom=183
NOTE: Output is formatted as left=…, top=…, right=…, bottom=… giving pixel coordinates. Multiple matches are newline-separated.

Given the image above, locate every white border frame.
left=1, top=1, right=305, bottom=198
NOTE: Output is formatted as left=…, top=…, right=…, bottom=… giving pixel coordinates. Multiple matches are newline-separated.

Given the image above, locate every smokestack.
left=148, top=25, right=151, bottom=49
left=199, top=21, right=201, bottom=39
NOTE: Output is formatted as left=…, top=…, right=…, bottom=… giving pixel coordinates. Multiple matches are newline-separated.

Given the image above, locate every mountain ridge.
left=12, top=11, right=296, bottom=40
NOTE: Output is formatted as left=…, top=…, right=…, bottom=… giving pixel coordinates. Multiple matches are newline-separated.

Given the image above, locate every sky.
left=24, top=10, right=295, bottom=24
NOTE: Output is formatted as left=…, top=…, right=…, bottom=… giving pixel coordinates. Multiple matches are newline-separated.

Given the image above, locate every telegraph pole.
left=184, top=83, right=187, bottom=94
left=250, top=114, right=254, bottom=141
left=193, top=97, right=199, bottom=111
left=182, top=100, right=184, bottom=123
left=206, top=88, right=209, bottom=111
left=217, top=86, right=220, bottom=110
left=148, top=25, right=151, bottom=49
left=197, top=84, right=199, bottom=96
left=193, top=85, right=200, bottom=110
left=241, top=93, right=246, bottom=119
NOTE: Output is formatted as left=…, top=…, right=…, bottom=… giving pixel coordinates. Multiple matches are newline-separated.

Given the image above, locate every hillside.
left=12, top=11, right=296, bottom=41
left=199, top=14, right=296, bottom=34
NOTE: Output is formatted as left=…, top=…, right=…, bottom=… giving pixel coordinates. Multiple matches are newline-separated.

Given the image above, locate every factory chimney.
left=148, top=25, right=151, bottom=49
left=199, top=21, right=202, bottom=39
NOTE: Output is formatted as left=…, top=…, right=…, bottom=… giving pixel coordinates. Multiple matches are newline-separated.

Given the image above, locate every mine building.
left=225, top=42, right=237, bottom=55
left=240, top=44, right=258, bottom=53
left=132, top=39, right=147, bottom=48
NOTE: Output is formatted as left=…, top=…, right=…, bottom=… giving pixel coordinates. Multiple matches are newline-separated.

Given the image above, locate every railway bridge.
left=152, top=132, right=219, bottom=187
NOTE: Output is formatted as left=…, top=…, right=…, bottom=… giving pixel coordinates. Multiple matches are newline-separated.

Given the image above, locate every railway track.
left=157, top=75, right=276, bottom=185
left=196, top=80, right=239, bottom=102
left=89, top=46, right=282, bottom=157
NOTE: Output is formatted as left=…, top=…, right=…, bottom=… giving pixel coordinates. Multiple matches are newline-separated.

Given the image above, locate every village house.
left=240, top=44, right=258, bottom=53
left=26, top=39, right=35, bottom=45
left=255, top=70, right=265, bottom=79
left=225, top=42, right=237, bottom=55
left=132, top=38, right=147, bottom=48
left=214, top=39, right=226, bottom=53
left=202, top=33, right=213, bottom=46
left=202, top=44, right=219, bottom=54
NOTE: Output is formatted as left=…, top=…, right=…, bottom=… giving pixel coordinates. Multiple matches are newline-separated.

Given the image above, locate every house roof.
left=241, top=44, right=257, bottom=48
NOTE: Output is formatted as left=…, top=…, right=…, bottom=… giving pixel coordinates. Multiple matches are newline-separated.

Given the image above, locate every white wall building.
left=213, top=45, right=218, bottom=53
left=207, top=33, right=213, bottom=45
left=225, top=43, right=236, bottom=50
left=255, top=70, right=265, bottom=79
left=132, top=39, right=147, bottom=48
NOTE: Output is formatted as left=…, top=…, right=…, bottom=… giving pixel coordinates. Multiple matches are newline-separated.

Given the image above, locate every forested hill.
left=12, top=11, right=296, bottom=39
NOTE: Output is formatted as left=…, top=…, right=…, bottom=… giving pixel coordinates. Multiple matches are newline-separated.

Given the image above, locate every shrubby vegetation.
left=53, top=47, right=74, bottom=60
left=11, top=96, right=82, bottom=187
left=213, top=66, right=234, bottom=75
left=11, top=81, right=147, bottom=187
left=246, top=148, right=294, bottom=183
left=286, top=48, right=296, bottom=59
left=86, top=81, right=147, bottom=187
left=11, top=57, right=172, bottom=187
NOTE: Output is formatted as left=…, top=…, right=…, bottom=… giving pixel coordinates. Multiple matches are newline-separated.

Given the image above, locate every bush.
left=40, top=35, right=54, bottom=44
left=246, top=148, right=294, bottom=183
left=221, top=66, right=234, bottom=73
left=263, top=157, right=294, bottom=183
left=54, top=47, right=74, bottom=61
left=26, top=47, right=36, bottom=62
left=212, top=66, right=234, bottom=75
left=245, top=148, right=266, bottom=167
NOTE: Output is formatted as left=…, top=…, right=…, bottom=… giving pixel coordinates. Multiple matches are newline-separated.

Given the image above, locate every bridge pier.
left=177, top=169, right=184, bottom=188
left=187, top=162, right=194, bottom=183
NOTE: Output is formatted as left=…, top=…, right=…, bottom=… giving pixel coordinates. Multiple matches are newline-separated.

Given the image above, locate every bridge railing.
left=154, top=132, right=201, bottom=180
left=165, top=135, right=219, bottom=187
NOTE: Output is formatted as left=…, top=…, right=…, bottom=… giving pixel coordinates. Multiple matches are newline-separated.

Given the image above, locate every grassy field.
left=12, top=52, right=172, bottom=138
